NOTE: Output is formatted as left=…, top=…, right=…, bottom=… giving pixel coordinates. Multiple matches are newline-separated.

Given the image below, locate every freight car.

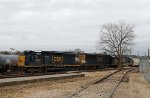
left=0, top=54, right=21, bottom=73
left=131, top=57, right=140, bottom=67
left=0, top=51, right=116, bottom=73
left=121, top=56, right=132, bottom=67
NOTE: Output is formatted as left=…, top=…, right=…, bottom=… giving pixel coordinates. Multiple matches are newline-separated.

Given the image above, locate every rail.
left=107, top=69, right=133, bottom=98
left=68, top=68, right=136, bottom=98
left=68, top=70, right=121, bottom=98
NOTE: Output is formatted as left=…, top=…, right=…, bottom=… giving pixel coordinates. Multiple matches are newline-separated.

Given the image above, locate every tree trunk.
left=118, top=55, right=122, bottom=68
left=118, top=45, right=122, bottom=68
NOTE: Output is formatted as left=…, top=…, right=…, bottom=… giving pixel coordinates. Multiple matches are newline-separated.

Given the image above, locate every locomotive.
left=0, top=51, right=115, bottom=73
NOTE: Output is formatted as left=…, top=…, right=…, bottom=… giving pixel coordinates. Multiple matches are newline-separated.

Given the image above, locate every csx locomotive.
left=0, top=51, right=115, bottom=73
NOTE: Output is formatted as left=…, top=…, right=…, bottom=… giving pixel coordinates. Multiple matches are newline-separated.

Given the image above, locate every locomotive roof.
left=41, top=51, right=75, bottom=54
left=24, top=51, right=114, bottom=56
left=24, top=51, right=75, bottom=55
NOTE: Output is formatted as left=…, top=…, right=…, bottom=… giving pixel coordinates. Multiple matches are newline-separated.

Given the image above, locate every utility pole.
left=145, top=52, right=147, bottom=60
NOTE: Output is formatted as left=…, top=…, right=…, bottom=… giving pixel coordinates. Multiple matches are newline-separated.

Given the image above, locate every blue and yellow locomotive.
left=0, top=51, right=115, bottom=73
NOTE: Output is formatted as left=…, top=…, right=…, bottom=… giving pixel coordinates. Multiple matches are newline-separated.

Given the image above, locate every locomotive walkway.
left=0, top=73, right=85, bottom=87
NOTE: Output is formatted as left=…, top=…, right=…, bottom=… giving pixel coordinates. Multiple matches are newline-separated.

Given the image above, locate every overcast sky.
left=0, top=0, right=150, bottom=55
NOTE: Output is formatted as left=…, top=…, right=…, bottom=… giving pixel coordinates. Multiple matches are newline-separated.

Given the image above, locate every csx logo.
left=54, top=57, right=62, bottom=62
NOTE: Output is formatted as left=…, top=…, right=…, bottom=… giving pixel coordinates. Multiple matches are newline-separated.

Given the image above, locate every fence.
left=139, top=60, right=150, bottom=83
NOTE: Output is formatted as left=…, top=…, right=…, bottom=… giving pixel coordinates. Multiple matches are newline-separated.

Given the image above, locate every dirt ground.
left=114, top=72, right=150, bottom=98
left=0, top=70, right=150, bottom=98
left=0, top=70, right=116, bottom=98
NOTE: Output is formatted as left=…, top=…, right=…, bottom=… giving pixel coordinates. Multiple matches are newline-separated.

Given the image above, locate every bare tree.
left=98, top=20, right=135, bottom=67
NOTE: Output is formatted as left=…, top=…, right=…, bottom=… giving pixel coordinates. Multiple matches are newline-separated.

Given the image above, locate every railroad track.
left=68, top=68, right=136, bottom=98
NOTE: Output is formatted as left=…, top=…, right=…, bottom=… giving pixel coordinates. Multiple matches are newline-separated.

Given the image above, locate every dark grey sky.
left=0, top=0, right=150, bottom=55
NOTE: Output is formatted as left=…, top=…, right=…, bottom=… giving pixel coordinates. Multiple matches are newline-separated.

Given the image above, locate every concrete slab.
left=0, top=73, right=85, bottom=87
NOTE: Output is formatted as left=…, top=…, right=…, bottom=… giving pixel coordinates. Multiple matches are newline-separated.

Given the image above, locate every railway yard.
left=1, top=68, right=150, bottom=98
left=1, top=0, right=150, bottom=98
left=0, top=50, right=147, bottom=98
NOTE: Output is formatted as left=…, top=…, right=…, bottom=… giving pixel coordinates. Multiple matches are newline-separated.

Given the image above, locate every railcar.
left=77, top=53, right=115, bottom=69
left=78, top=53, right=99, bottom=70
left=97, top=54, right=116, bottom=68
left=131, top=57, right=140, bottom=67
left=0, top=54, right=24, bottom=73
left=121, top=56, right=132, bottom=67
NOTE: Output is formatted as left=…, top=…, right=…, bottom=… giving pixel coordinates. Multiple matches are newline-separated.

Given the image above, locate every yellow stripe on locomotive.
left=79, top=54, right=86, bottom=64
left=18, top=55, right=25, bottom=66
